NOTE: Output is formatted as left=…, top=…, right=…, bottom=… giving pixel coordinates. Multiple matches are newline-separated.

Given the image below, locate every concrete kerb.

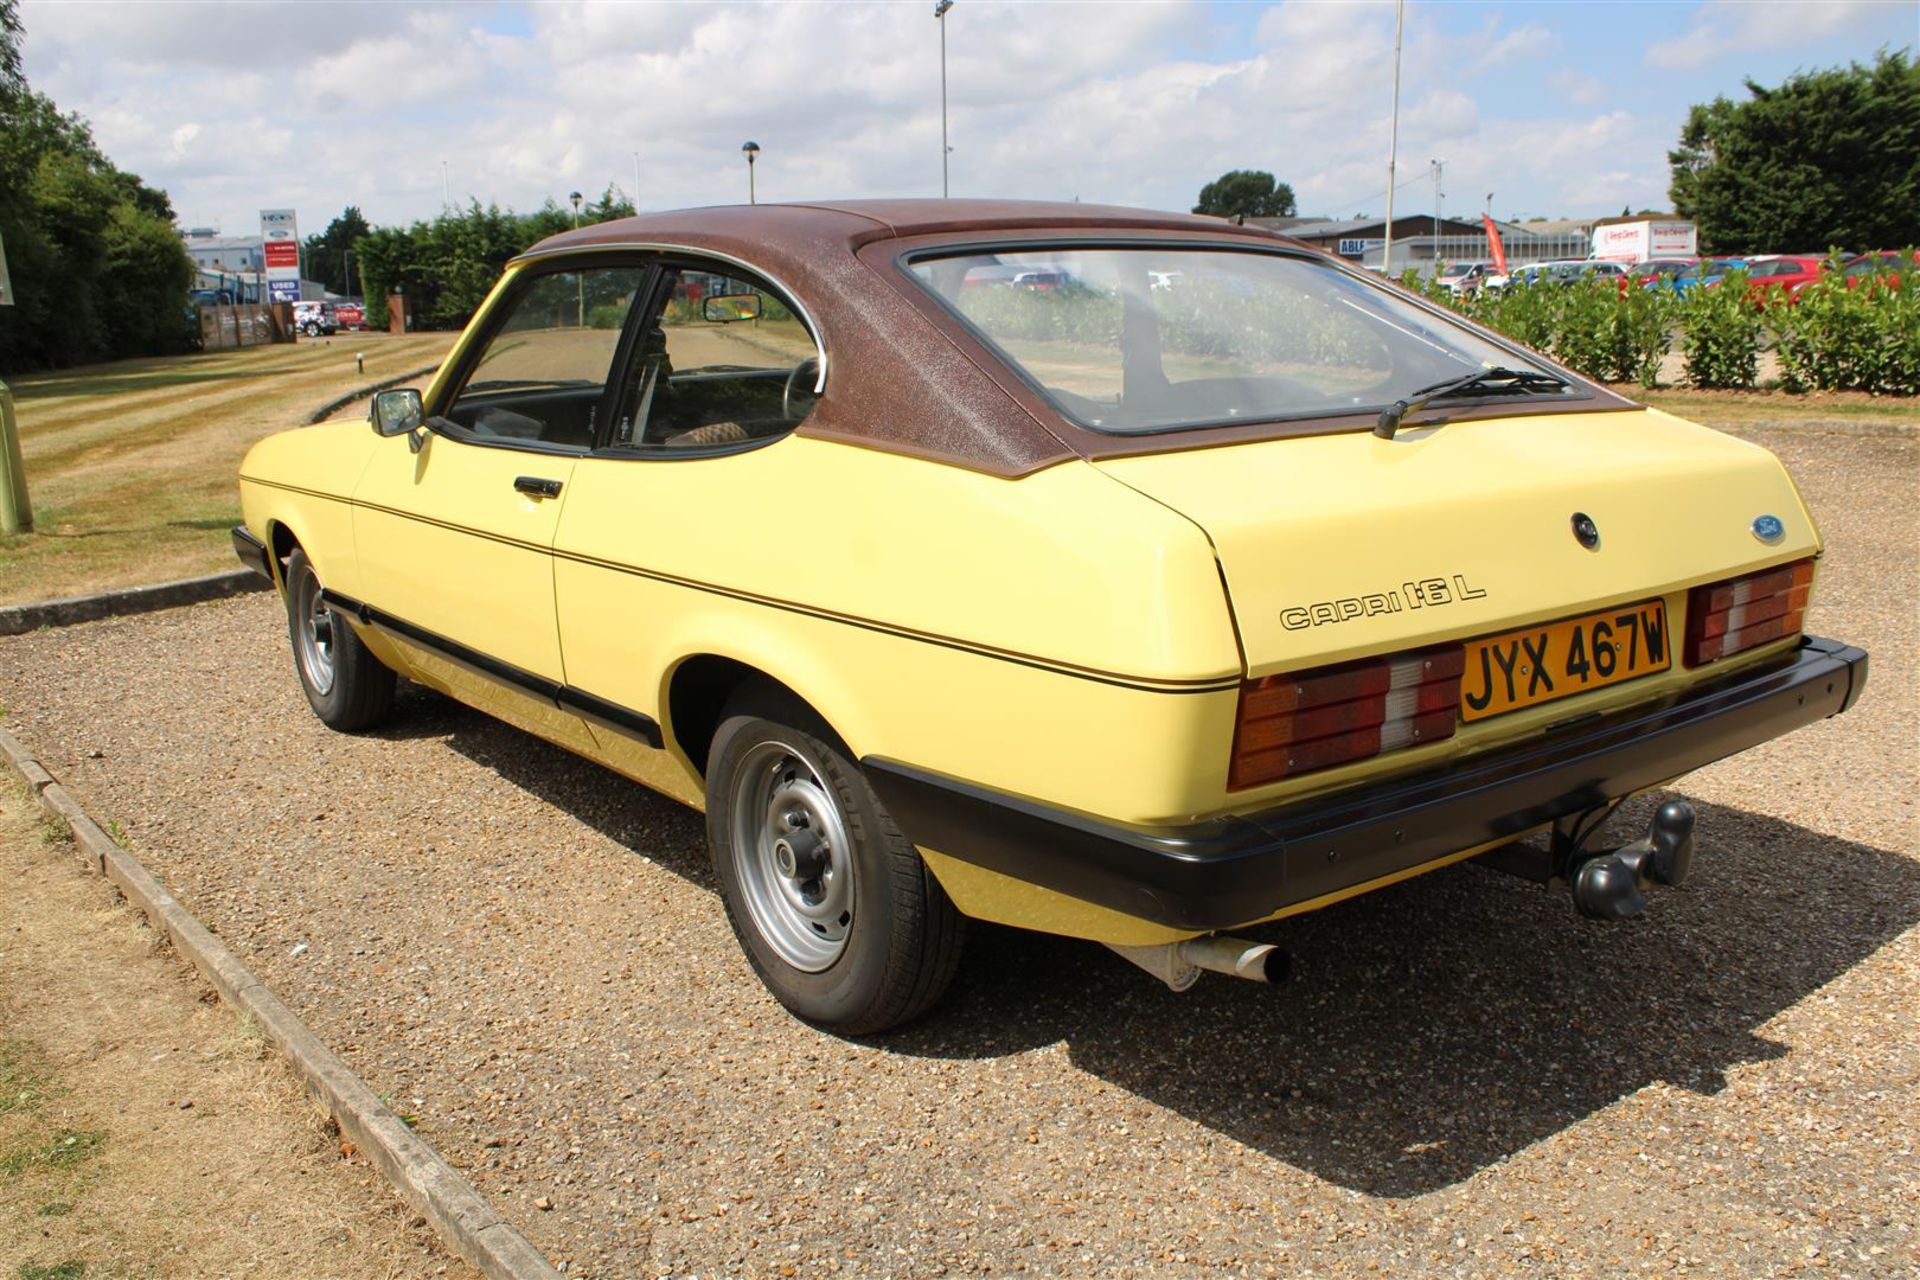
left=0, top=569, right=272, bottom=637
left=0, top=720, right=561, bottom=1280
left=304, top=361, right=444, bottom=425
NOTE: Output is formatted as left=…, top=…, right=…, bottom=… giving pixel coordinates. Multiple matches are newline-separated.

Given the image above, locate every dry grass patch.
left=1, top=334, right=456, bottom=605
left=0, top=781, right=478, bottom=1280
left=1611, top=383, right=1920, bottom=428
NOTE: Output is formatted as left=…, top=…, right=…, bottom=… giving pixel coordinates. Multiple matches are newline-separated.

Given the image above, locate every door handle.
left=514, top=476, right=563, bottom=499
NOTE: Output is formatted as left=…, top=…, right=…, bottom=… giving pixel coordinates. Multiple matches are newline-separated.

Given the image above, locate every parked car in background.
left=1643, top=258, right=1746, bottom=296
left=1833, top=250, right=1917, bottom=291
left=291, top=300, right=339, bottom=337
left=1490, top=259, right=1628, bottom=291
left=1627, top=258, right=1698, bottom=285
left=233, top=200, right=1867, bottom=1032
left=1436, top=261, right=1492, bottom=295
left=1736, top=255, right=1825, bottom=304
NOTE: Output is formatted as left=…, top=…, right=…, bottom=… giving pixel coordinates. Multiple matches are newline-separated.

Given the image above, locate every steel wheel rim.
left=294, top=572, right=337, bottom=696
left=729, top=739, right=853, bottom=972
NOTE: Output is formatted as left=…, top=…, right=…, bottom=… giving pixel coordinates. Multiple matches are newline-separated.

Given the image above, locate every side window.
left=443, top=266, right=648, bottom=450
left=611, top=264, right=821, bottom=450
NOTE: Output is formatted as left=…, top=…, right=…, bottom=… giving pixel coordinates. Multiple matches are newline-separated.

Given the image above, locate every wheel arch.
left=665, top=650, right=866, bottom=783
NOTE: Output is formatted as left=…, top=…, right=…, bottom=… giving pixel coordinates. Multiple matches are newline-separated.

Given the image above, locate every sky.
left=15, top=0, right=1918, bottom=239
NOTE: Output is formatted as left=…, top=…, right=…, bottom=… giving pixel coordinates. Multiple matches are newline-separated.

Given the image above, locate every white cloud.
left=1645, top=0, right=1875, bottom=70
left=1549, top=69, right=1609, bottom=108
left=0, top=0, right=1782, bottom=239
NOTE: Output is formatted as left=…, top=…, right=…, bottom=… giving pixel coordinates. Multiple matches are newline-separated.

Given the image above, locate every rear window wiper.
left=1374, top=367, right=1569, bottom=439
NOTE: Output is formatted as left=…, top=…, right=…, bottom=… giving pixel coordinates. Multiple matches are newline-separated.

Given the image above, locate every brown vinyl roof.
left=513, top=201, right=1621, bottom=476
left=526, top=198, right=1289, bottom=257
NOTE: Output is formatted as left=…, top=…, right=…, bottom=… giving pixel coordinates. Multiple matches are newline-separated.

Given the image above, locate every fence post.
left=0, top=379, right=31, bottom=535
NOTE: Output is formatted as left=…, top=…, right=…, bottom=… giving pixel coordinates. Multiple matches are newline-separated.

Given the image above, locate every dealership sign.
left=1592, top=219, right=1697, bottom=262
left=260, top=208, right=300, bottom=303
left=1337, top=238, right=1385, bottom=258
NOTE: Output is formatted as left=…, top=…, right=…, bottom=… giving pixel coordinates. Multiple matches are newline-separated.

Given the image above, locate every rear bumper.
left=864, top=635, right=1869, bottom=931
left=231, top=525, right=274, bottom=584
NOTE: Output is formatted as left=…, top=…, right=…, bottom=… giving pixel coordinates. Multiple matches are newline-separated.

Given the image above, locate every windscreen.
left=909, top=247, right=1570, bottom=434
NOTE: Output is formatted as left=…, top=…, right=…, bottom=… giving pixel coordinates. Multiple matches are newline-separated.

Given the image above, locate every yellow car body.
left=234, top=201, right=1867, bottom=1030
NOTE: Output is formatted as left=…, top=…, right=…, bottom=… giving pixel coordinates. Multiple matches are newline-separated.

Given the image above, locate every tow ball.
left=1566, top=800, right=1696, bottom=920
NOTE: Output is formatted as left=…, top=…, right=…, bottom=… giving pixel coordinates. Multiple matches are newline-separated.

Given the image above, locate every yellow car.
left=233, top=200, right=1868, bottom=1033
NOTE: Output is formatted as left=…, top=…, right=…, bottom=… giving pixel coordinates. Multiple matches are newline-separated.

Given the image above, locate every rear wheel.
left=706, top=690, right=963, bottom=1034
left=284, top=547, right=395, bottom=731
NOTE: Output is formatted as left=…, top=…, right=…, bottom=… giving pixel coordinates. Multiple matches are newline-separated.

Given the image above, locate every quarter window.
left=443, top=266, right=648, bottom=450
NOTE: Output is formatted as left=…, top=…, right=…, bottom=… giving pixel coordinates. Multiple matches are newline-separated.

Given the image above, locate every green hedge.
left=1413, top=255, right=1918, bottom=396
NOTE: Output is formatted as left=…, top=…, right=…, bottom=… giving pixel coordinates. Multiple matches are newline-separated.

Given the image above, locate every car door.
left=549, top=256, right=826, bottom=795
left=353, top=260, right=653, bottom=751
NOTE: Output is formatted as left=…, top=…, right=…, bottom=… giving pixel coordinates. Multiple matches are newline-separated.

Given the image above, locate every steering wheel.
left=783, top=357, right=822, bottom=422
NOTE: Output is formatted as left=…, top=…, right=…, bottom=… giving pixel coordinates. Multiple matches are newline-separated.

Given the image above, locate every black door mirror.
left=370, top=388, right=424, bottom=438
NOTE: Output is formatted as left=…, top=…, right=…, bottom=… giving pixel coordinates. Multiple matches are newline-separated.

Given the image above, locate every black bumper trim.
left=863, top=635, right=1869, bottom=931
left=231, top=525, right=274, bottom=584
left=319, top=588, right=664, bottom=750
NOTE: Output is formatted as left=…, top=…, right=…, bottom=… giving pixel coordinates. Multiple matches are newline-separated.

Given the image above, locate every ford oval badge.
left=1752, top=514, right=1785, bottom=544
left=1571, top=512, right=1600, bottom=550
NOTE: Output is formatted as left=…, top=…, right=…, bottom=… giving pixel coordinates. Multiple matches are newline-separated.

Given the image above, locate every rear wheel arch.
left=668, top=655, right=826, bottom=779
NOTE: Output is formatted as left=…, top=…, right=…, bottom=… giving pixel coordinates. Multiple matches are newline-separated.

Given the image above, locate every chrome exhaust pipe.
left=1106, top=935, right=1291, bottom=991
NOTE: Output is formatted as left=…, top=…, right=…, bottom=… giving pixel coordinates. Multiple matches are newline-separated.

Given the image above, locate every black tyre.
left=706, top=690, right=964, bottom=1034
left=284, top=547, right=395, bottom=731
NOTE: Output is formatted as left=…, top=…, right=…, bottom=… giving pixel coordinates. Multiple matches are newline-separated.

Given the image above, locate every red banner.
left=1482, top=215, right=1509, bottom=275
left=264, top=240, right=299, bottom=270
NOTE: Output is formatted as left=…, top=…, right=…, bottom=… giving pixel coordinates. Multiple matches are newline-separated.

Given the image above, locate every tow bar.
left=1567, top=800, right=1696, bottom=919
left=1476, top=799, right=1697, bottom=920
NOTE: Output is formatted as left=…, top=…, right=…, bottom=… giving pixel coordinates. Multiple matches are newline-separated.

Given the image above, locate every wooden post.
left=0, top=380, right=31, bottom=535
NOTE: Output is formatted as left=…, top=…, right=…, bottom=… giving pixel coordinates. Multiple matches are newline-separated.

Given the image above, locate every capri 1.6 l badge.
left=1280, top=574, right=1488, bottom=630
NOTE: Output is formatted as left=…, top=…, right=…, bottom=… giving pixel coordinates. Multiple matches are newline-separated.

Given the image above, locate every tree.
left=1, top=0, right=25, bottom=102
left=0, top=56, right=193, bottom=371
left=300, top=206, right=372, bottom=297
left=1669, top=51, right=1920, bottom=254
left=1192, top=170, right=1297, bottom=220
left=359, top=192, right=641, bottom=331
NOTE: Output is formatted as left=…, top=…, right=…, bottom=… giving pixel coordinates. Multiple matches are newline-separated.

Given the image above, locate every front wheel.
left=706, top=692, right=963, bottom=1034
left=284, top=547, right=395, bottom=731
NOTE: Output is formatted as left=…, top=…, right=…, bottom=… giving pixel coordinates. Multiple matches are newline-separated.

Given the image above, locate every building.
left=179, top=227, right=265, bottom=276
left=1237, top=214, right=1596, bottom=274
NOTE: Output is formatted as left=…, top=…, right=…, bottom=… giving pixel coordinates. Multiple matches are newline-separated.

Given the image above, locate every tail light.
left=1229, top=646, right=1464, bottom=790
left=1684, top=559, right=1813, bottom=667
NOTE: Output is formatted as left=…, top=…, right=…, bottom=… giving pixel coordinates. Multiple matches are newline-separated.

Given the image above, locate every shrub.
left=1675, top=270, right=1763, bottom=389
left=1773, top=254, right=1919, bottom=394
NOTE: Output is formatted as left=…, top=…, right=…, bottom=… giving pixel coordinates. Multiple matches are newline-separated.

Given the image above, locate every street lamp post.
left=1382, top=0, right=1404, bottom=274
left=1430, top=157, right=1446, bottom=269
left=741, top=141, right=760, bottom=204
left=935, top=0, right=954, bottom=197
left=569, top=192, right=585, bottom=325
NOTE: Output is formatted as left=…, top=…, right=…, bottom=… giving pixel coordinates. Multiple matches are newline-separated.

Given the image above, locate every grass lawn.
left=0, top=336, right=1910, bottom=608
left=1614, top=384, right=1920, bottom=427
left=1, top=333, right=456, bottom=606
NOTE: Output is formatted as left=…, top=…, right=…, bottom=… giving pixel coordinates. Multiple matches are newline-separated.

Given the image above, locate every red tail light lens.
left=1683, top=559, right=1813, bottom=667
left=1229, top=646, right=1464, bottom=790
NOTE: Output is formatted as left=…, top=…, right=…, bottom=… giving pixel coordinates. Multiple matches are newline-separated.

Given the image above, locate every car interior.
left=440, top=262, right=821, bottom=456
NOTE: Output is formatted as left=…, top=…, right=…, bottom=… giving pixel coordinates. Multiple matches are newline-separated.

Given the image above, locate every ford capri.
left=233, top=200, right=1867, bottom=1033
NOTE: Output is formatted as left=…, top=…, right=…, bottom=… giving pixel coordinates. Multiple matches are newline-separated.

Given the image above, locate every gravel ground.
left=0, top=425, right=1913, bottom=1279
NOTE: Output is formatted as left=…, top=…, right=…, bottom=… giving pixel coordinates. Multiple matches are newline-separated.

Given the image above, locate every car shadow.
left=407, top=693, right=1919, bottom=1199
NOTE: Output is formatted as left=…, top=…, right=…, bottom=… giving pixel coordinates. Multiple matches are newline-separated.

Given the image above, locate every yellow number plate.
left=1460, top=600, right=1670, bottom=723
